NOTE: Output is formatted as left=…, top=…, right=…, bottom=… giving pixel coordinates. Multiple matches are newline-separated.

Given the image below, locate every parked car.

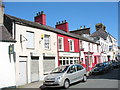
left=118, top=61, right=120, bottom=67
left=112, top=61, right=119, bottom=68
left=90, top=63, right=109, bottom=75
left=43, top=64, right=87, bottom=89
left=103, top=62, right=112, bottom=71
left=106, top=61, right=114, bottom=70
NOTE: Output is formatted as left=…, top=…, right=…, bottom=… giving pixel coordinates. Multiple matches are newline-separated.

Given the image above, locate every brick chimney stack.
left=0, top=0, right=4, bottom=25
left=55, top=20, right=69, bottom=32
left=34, top=11, right=46, bottom=25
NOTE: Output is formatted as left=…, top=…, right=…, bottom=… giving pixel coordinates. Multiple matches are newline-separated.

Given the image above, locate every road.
left=40, top=68, right=120, bottom=90
left=69, top=68, right=119, bottom=88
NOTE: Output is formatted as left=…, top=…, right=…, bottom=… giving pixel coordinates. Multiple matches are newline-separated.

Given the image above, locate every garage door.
left=43, top=57, right=55, bottom=74
left=31, top=56, right=39, bottom=82
left=18, top=57, right=27, bottom=86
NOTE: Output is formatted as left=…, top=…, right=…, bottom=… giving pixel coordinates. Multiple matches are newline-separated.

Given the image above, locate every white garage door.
left=18, top=57, right=27, bottom=86
left=31, top=56, right=39, bottom=82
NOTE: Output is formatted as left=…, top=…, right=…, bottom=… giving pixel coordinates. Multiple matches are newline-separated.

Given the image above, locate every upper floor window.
left=44, top=34, right=50, bottom=50
left=69, top=39, right=74, bottom=52
left=80, top=41, right=83, bottom=49
left=26, top=31, right=34, bottom=49
left=58, top=37, right=64, bottom=51
left=97, top=45, right=99, bottom=52
left=109, top=46, right=112, bottom=51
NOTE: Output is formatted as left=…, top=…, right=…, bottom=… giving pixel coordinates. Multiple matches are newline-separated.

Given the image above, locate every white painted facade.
left=80, top=40, right=100, bottom=70
left=107, top=35, right=118, bottom=60
left=14, top=24, right=58, bottom=86
left=0, top=42, right=16, bottom=88
left=99, top=37, right=109, bottom=62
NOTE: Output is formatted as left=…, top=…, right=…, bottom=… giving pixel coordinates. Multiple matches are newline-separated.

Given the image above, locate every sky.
left=4, top=2, right=118, bottom=42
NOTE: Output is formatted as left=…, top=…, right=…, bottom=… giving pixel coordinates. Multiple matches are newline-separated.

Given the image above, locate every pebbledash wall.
left=14, top=24, right=58, bottom=86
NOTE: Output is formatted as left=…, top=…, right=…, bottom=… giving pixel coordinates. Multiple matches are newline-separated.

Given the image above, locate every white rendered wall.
left=0, top=42, right=16, bottom=88
left=14, top=24, right=58, bottom=85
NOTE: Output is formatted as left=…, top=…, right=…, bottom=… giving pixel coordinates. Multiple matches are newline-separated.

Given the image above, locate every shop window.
left=63, top=60, right=65, bottom=65
left=66, top=60, right=69, bottom=64
left=60, top=60, right=62, bottom=65
left=70, top=60, right=73, bottom=64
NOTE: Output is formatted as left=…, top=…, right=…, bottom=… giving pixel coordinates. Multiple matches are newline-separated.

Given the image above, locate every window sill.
left=26, top=48, right=35, bottom=50
left=44, top=48, right=51, bottom=51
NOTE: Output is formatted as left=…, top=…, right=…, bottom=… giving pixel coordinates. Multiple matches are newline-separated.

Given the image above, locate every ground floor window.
left=59, top=57, right=79, bottom=66
left=98, top=56, right=101, bottom=63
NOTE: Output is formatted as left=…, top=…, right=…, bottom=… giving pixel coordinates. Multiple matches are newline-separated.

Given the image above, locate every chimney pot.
left=36, top=13, right=39, bottom=16
left=59, top=21, right=61, bottom=24
left=64, top=20, right=66, bottom=23
left=38, top=12, right=41, bottom=15
left=56, top=22, right=58, bottom=25
left=84, top=25, right=86, bottom=28
left=41, top=11, right=44, bottom=14
left=80, top=26, right=82, bottom=29
left=62, top=21, right=64, bottom=23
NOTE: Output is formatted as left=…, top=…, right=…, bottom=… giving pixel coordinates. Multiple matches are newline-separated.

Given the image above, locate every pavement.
left=17, top=81, right=44, bottom=88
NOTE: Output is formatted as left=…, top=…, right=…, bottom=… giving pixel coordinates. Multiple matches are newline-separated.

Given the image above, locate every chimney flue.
left=55, top=20, right=69, bottom=32
left=34, top=11, right=46, bottom=25
left=0, top=0, right=4, bottom=25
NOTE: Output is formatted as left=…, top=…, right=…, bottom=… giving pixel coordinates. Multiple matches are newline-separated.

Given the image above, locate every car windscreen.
left=51, top=66, right=69, bottom=74
left=95, top=63, right=104, bottom=67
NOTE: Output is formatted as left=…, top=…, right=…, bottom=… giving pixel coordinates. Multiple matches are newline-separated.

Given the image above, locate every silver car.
left=43, top=64, right=87, bottom=88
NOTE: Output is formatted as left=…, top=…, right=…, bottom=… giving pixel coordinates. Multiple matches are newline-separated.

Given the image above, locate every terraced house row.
left=0, top=2, right=119, bottom=88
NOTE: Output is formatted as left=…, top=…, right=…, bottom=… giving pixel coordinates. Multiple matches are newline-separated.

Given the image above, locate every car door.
left=76, top=64, right=85, bottom=81
left=66, top=65, right=78, bottom=83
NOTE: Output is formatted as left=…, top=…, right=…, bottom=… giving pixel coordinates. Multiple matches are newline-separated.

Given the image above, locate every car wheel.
left=82, top=75, right=87, bottom=82
left=64, top=79, right=70, bottom=89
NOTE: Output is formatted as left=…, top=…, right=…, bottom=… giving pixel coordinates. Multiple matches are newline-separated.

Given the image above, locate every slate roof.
left=0, top=24, right=16, bottom=42
left=91, top=28, right=108, bottom=40
left=5, top=14, right=98, bottom=44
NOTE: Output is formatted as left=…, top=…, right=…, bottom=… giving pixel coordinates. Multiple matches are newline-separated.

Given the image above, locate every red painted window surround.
left=57, top=34, right=79, bottom=53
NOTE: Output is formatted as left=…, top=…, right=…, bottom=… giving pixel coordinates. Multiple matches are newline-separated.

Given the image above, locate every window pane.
left=60, top=60, right=62, bottom=65
left=63, top=60, right=65, bottom=65
left=66, top=60, right=69, bottom=64
left=70, top=60, right=73, bottom=64
left=26, top=31, right=34, bottom=48
left=44, top=35, right=50, bottom=49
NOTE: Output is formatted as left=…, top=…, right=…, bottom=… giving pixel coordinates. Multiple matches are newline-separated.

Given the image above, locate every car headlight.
left=57, top=76, right=62, bottom=81
left=44, top=76, right=48, bottom=81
